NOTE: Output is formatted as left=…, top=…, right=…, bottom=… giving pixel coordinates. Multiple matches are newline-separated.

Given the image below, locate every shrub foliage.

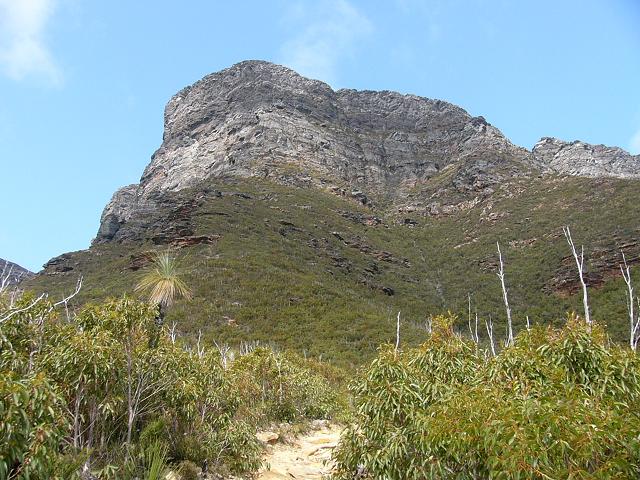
left=333, top=314, right=640, bottom=479
left=0, top=295, right=341, bottom=478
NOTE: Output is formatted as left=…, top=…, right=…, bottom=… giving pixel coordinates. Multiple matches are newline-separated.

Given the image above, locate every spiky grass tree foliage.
left=333, top=314, right=640, bottom=479
left=135, top=251, right=192, bottom=324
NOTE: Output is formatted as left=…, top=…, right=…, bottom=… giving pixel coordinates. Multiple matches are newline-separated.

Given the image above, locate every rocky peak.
left=533, top=137, right=640, bottom=179
left=94, top=60, right=637, bottom=244
left=96, top=61, right=532, bottom=243
left=0, top=258, right=33, bottom=285
left=138, top=60, right=528, bottom=198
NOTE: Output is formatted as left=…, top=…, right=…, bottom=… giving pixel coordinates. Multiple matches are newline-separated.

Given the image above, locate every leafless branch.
left=169, top=321, right=178, bottom=344
left=485, top=315, right=496, bottom=357
left=0, top=293, right=46, bottom=324
left=212, top=339, right=232, bottom=369
left=51, top=276, right=83, bottom=321
left=620, top=252, right=639, bottom=350
left=395, top=311, right=401, bottom=352
left=196, top=329, right=205, bottom=358
left=0, top=263, right=14, bottom=294
left=563, top=226, right=591, bottom=326
left=496, top=242, right=514, bottom=346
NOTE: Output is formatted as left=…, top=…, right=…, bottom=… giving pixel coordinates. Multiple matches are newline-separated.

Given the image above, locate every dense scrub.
left=0, top=295, right=343, bottom=479
left=24, top=176, right=640, bottom=367
left=333, top=314, right=640, bottom=479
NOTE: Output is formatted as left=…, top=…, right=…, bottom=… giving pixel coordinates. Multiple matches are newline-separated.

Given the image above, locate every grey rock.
left=533, top=137, right=640, bottom=178
left=94, top=60, right=638, bottom=242
left=95, top=61, right=532, bottom=241
left=0, top=258, right=33, bottom=284
left=95, top=184, right=139, bottom=241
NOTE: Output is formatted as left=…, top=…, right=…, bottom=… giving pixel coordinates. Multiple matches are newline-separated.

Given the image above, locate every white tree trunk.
left=563, top=226, right=591, bottom=326
left=496, top=242, right=514, bottom=346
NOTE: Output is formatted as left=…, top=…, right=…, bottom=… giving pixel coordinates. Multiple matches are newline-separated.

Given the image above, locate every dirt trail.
left=256, top=424, right=342, bottom=479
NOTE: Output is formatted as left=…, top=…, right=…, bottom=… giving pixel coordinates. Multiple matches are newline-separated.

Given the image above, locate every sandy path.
left=256, top=424, right=342, bottom=479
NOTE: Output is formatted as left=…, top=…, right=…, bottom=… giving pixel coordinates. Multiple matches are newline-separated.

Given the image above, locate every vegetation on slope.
left=24, top=175, right=640, bottom=366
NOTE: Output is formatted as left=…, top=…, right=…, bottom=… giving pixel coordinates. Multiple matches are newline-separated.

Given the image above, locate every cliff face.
left=95, top=61, right=533, bottom=242
left=142, top=61, right=529, bottom=194
left=94, top=60, right=638, bottom=243
left=533, top=137, right=640, bottom=179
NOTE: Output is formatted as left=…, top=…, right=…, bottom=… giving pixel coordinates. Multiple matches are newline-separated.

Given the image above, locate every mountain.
left=533, top=137, right=640, bottom=179
left=25, top=61, right=640, bottom=366
left=1, top=258, right=33, bottom=286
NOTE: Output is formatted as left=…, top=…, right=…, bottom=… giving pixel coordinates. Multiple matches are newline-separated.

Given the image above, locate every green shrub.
left=333, top=314, right=640, bottom=479
left=0, top=372, right=70, bottom=479
left=230, top=347, right=343, bottom=423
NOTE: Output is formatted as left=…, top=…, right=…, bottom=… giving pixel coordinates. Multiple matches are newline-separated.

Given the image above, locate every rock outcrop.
left=533, top=137, right=640, bottom=179
left=0, top=258, right=33, bottom=284
left=94, top=61, right=533, bottom=242
left=94, top=60, right=638, bottom=243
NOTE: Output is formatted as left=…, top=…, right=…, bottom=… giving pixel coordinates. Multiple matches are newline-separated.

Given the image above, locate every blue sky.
left=1, top=0, right=639, bottom=272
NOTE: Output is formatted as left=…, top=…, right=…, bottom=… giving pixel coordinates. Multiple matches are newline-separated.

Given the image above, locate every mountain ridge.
left=95, top=60, right=638, bottom=244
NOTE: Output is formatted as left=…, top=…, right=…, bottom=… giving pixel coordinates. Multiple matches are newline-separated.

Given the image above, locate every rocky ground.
left=256, top=423, right=342, bottom=479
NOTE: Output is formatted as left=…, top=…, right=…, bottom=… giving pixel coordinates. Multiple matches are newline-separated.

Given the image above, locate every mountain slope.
left=25, top=61, right=640, bottom=366
left=1, top=258, right=33, bottom=286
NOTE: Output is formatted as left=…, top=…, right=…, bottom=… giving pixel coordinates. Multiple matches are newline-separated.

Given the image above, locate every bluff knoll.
left=96, top=60, right=639, bottom=243
left=27, top=61, right=640, bottom=364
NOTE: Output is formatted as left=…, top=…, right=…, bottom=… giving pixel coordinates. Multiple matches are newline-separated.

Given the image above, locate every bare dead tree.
left=467, top=293, right=474, bottom=340
left=0, top=293, right=46, bottom=324
left=474, top=311, right=480, bottom=343
left=484, top=315, right=496, bottom=357
left=620, top=253, right=640, bottom=350
left=239, top=340, right=260, bottom=356
left=496, top=242, right=514, bottom=346
left=169, top=321, right=178, bottom=344
left=467, top=293, right=479, bottom=344
left=526, top=315, right=531, bottom=330
left=0, top=262, right=14, bottom=294
left=562, top=226, right=591, bottom=326
left=425, top=315, right=433, bottom=334
left=395, top=311, right=401, bottom=352
left=196, top=330, right=205, bottom=358
left=212, top=339, right=232, bottom=369
left=50, top=276, right=83, bottom=321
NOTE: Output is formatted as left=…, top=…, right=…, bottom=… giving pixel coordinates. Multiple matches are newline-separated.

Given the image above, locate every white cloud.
left=279, top=0, right=373, bottom=86
left=0, top=0, right=61, bottom=84
left=631, top=128, right=640, bottom=155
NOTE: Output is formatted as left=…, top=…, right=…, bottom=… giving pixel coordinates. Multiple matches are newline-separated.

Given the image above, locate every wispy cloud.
left=630, top=128, right=640, bottom=155
left=0, top=0, right=62, bottom=84
left=279, top=0, right=373, bottom=86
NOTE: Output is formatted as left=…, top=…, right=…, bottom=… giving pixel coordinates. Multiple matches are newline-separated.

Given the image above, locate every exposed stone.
left=95, top=61, right=534, bottom=241
left=330, top=232, right=410, bottom=267
left=256, top=431, right=280, bottom=445
left=533, top=137, right=640, bottom=178
left=92, top=61, right=638, bottom=244
left=43, top=253, right=75, bottom=274
left=0, top=258, right=33, bottom=284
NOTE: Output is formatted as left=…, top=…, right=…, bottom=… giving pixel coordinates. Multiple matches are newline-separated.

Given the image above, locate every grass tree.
left=135, top=251, right=192, bottom=337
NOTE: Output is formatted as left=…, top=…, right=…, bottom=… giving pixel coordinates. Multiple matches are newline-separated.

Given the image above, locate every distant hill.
left=25, top=61, right=640, bottom=366
left=1, top=258, right=33, bottom=287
